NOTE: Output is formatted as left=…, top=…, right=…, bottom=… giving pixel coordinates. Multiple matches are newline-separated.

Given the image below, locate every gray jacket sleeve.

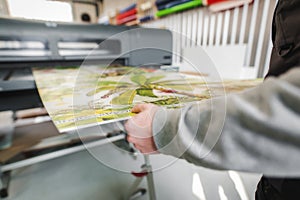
left=152, top=68, right=300, bottom=177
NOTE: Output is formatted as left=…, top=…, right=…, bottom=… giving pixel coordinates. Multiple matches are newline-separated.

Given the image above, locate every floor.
left=4, top=143, right=261, bottom=200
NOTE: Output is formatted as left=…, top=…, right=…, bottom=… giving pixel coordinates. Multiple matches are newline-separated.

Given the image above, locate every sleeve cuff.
left=152, top=107, right=182, bottom=156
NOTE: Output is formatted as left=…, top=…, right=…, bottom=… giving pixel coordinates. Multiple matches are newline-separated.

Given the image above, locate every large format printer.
left=0, top=18, right=172, bottom=198
left=0, top=18, right=172, bottom=111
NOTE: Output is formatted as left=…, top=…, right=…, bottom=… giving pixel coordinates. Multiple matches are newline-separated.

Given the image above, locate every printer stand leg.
left=127, top=174, right=146, bottom=200
left=127, top=155, right=156, bottom=200
left=143, top=155, right=156, bottom=200
left=0, top=171, right=11, bottom=198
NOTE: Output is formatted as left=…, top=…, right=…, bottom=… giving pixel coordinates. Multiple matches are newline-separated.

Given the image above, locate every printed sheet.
left=33, top=65, right=261, bottom=132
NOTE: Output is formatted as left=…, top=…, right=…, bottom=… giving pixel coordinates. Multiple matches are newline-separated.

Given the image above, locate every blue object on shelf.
left=157, top=0, right=193, bottom=10
left=119, top=3, right=137, bottom=14
left=139, top=15, right=154, bottom=23
left=155, top=0, right=173, bottom=7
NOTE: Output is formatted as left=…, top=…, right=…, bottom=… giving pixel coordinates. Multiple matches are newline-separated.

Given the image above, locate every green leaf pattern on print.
left=111, top=89, right=137, bottom=105
left=136, top=88, right=157, bottom=97
left=88, top=72, right=206, bottom=105
left=130, top=74, right=147, bottom=85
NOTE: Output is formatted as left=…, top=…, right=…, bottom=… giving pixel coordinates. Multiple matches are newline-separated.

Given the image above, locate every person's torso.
left=258, top=0, right=300, bottom=199
left=266, top=0, right=300, bottom=77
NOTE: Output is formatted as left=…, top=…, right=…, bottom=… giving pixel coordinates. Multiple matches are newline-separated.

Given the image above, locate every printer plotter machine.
left=0, top=18, right=172, bottom=198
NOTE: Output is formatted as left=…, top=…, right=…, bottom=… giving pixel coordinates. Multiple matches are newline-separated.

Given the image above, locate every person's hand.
left=125, top=103, right=159, bottom=154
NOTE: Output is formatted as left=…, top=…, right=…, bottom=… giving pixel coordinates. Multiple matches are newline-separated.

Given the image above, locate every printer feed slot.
left=58, top=42, right=99, bottom=49
left=58, top=39, right=121, bottom=57
left=0, top=41, right=45, bottom=49
left=0, top=38, right=50, bottom=57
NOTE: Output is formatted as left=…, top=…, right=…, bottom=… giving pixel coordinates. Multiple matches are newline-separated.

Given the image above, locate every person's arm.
left=125, top=67, right=300, bottom=177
